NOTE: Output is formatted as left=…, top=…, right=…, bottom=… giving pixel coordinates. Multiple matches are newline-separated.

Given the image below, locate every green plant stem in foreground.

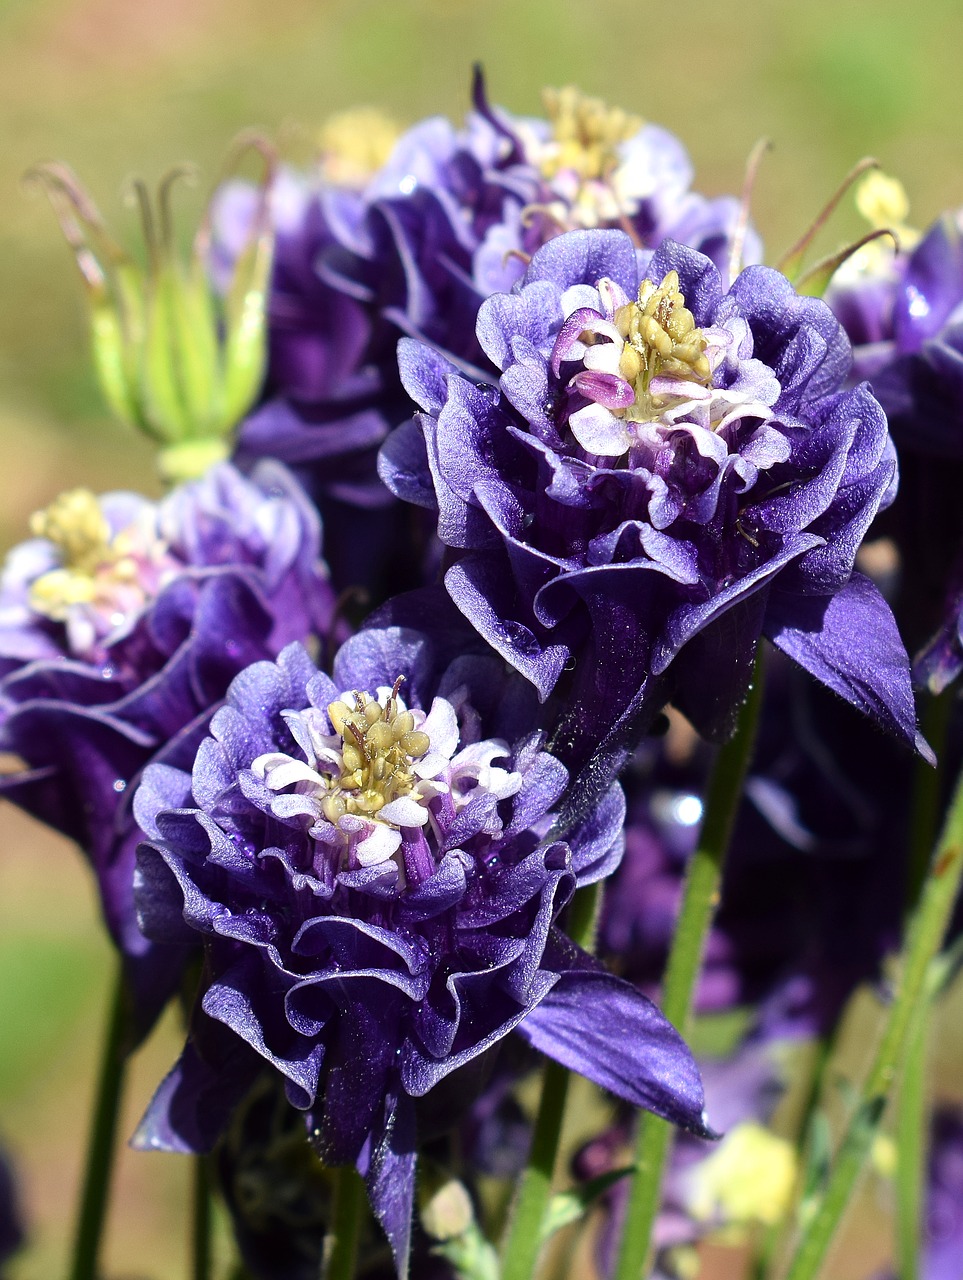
left=499, top=881, right=602, bottom=1280
left=68, top=961, right=130, bottom=1280
left=895, top=1016, right=927, bottom=1280
left=612, top=659, right=765, bottom=1280
left=894, top=690, right=948, bottom=1280
left=782, top=764, right=963, bottom=1280
left=192, top=1155, right=213, bottom=1280
left=322, top=1166, right=365, bottom=1280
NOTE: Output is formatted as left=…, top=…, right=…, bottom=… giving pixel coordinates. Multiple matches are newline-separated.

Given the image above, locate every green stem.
left=499, top=882, right=602, bottom=1280
left=612, top=656, right=765, bottom=1280
left=322, top=1166, right=364, bottom=1280
left=893, top=691, right=947, bottom=1280
left=500, top=1059, right=572, bottom=1280
left=192, top=1155, right=212, bottom=1280
left=895, top=1015, right=927, bottom=1280
left=68, top=961, right=130, bottom=1280
left=782, top=762, right=963, bottom=1280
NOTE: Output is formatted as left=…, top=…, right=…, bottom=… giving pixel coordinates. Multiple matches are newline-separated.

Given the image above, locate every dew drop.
left=112, top=778, right=127, bottom=793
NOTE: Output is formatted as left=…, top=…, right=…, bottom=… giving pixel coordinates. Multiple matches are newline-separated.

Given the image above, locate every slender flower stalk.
left=782, top=762, right=963, bottom=1280
left=612, top=653, right=765, bottom=1280
left=191, top=1157, right=212, bottom=1280
left=499, top=882, right=602, bottom=1280
left=68, top=963, right=130, bottom=1280
left=895, top=690, right=949, bottom=1280
left=321, top=1168, right=364, bottom=1280
left=895, top=1018, right=927, bottom=1280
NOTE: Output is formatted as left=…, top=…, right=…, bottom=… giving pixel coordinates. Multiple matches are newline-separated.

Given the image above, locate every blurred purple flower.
left=0, top=461, right=334, bottom=1036
left=132, top=629, right=708, bottom=1273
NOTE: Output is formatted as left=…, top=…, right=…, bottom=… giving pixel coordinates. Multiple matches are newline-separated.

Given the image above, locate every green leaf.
left=539, top=1165, right=636, bottom=1243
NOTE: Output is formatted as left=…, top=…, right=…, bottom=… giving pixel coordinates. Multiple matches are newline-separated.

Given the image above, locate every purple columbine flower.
left=223, top=78, right=757, bottom=524
left=382, top=229, right=925, bottom=793
left=132, top=629, right=708, bottom=1273
left=0, top=461, right=334, bottom=1035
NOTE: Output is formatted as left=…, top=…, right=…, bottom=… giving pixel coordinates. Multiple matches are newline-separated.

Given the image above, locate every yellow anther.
left=26, top=489, right=155, bottom=628
left=402, top=730, right=430, bottom=757
left=319, top=108, right=402, bottom=187
left=610, top=271, right=712, bottom=425
left=327, top=700, right=352, bottom=736
left=320, top=679, right=432, bottom=827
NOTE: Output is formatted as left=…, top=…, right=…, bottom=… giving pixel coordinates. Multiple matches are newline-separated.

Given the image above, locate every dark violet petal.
left=523, top=229, right=639, bottom=298
left=132, top=1028, right=261, bottom=1154
left=396, top=337, right=463, bottom=413
left=444, top=556, right=569, bottom=699
left=358, top=1091, right=417, bottom=1279
left=514, top=966, right=710, bottom=1134
left=566, top=781, right=626, bottom=885
left=377, top=416, right=437, bottom=510
left=202, top=958, right=325, bottom=1109
left=764, top=572, right=931, bottom=759
left=477, top=281, right=561, bottom=371
left=669, top=590, right=768, bottom=743
left=332, top=626, right=435, bottom=703
left=895, top=216, right=963, bottom=349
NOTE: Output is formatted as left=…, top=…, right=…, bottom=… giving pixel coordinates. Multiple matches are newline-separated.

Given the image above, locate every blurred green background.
left=3, top=0, right=963, bottom=1275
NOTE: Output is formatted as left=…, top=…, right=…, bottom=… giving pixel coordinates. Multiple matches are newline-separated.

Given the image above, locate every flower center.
left=540, top=86, right=641, bottom=184
left=612, top=270, right=712, bottom=421
left=318, top=678, right=431, bottom=824
left=28, top=490, right=131, bottom=622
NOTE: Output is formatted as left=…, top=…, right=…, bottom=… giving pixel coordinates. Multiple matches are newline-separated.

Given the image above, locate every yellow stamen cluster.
left=540, top=86, right=642, bottom=182
left=319, top=108, right=402, bottom=187
left=28, top=489, right=134, bottom=621
left=320, top=679, right=431, bottom=824
left=611, top=271, right=712, bottom=420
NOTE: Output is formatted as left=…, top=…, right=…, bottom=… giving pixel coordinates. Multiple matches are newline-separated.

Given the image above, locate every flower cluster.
left=9, top=69, right=959, bottom=1280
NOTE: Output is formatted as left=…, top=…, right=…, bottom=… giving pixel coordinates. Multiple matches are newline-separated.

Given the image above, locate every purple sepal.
left=355, top=1090, right=417, bottom=1279
left=132, top=1016, right=262, bottom=1154
left=764, top=572, right=930, bottom=760
left=514, top=949, right=710, bottom=1136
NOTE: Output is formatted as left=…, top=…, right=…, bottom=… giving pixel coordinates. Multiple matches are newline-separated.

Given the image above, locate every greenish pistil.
left=319, top=679, right=431, bottom=824
left=613, top=270, right=712, bottom=421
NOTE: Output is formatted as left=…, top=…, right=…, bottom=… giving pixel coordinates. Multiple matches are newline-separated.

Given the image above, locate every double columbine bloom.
left=0, top=461, right=334, bottom=1031
left=384, top=230, right=925, bottom=778
left=133, top=630, right=709, bottom=1271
